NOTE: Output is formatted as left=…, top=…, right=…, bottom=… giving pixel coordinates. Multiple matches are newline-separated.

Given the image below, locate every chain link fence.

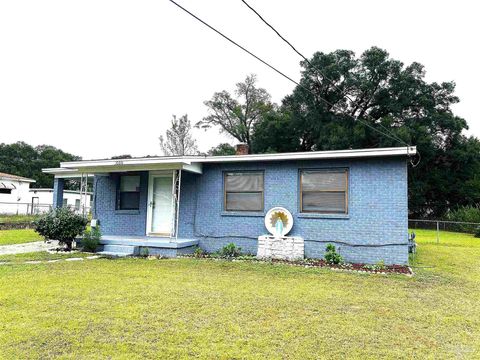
left=0, top=202, right=90, bottom=216
left=409, top=219, right=480, bottom=244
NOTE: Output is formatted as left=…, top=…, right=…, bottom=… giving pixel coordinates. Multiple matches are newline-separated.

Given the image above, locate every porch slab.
left=99, top=235, right=199, bottom=249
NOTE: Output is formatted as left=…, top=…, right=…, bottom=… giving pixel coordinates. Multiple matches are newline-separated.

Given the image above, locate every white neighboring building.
left=29, top=188, right=92, bottom=214
left=0, top=172, right=92, bottom=215
left=0, top=172, right=36, bottom=215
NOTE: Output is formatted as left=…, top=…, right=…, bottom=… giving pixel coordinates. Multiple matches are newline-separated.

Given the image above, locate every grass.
left=0, top=229, right=41, bottom=246
left=0, top=251, right=92, bottom=263
left=0, top=230, right=479, bottom=359
left=0, top=214, right=38, bottom=223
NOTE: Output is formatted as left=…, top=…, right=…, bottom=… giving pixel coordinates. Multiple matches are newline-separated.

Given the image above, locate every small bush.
left=34, top=208, right=88, bottom=251
left=445, top=206, right=480, bottom=233
left=218, top=243, right=242, bottom=258
left=140, top=248, right=149, bottom=257
left=193, top=246, right=206, bottom=258
left=474, top=226, right=480, bottom=238
left=324, top=244, right=343, bottom=264
left=82, top=227, right=101, bottom=252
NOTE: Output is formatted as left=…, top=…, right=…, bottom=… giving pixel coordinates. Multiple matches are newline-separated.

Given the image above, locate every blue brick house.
left=44, top=146, right=416, bottom=264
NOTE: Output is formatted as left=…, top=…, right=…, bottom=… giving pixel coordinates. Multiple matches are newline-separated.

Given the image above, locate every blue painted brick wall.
left=94, top=157, right=409, bottom=264
left=93, top=172, right=148, bottom=236
left=178, top=157, right=409, bottom=264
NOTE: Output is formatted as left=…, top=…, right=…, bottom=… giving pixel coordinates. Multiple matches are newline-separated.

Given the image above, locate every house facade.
left=44, top=146, right=416, bottom=264
left=0, top=172, right=91, bottom=215
left=0, top=172, right=36, bottom=215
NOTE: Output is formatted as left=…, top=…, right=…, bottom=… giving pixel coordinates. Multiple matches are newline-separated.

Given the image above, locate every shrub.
left=474, top=226, right=480, bottom=238
left=218, top=243, right=242, bottom=258
left=193, top=246, right=206, bottom=258
left=82, top=227, right=101, bottom=252
left=34, top=208, right=88, bottom=251
left=445, top=206, right=480, bottom=233
left=324, top=244, right=343, bottom=264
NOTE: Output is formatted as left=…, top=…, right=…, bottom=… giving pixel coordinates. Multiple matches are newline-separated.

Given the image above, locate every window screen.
left=117, top=175, right=141, bottom=210
left=300, top=169, right=348, bottom=214
left=224, top=172, right=263, bottom=211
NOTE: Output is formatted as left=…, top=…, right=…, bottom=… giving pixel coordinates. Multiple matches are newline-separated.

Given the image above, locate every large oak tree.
left=252, top=47, right=480, bottom=217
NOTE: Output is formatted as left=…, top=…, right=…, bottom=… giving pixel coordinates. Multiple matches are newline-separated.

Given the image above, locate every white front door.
left=147, top=172, right=175, bottom=236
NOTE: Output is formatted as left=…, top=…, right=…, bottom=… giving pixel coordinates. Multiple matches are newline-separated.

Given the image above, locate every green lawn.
left=0, top=229, right=41, bottom=246
left=0, top=230, right=479, bottom=359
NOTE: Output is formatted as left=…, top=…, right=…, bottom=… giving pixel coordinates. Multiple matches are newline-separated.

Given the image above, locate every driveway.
left=0, top=241, right=60, bottom=255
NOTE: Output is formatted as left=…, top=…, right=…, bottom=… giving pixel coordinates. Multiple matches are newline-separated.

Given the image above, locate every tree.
left=197, top=74, right=272, bottom=152
left=252, top=47, right=480, bottom=218
left=207, top=143, right=236, bottom=156
left=0, top=142, right=80, bottom=188
left=159, top=114, right=198, bottom=156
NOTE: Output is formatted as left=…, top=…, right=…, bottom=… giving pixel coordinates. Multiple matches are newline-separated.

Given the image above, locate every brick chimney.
left=235, top=143, right=249, bottom=155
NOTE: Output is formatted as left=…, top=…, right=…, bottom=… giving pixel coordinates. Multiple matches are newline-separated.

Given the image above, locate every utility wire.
left=168, top=0, right=413, bottom=150
left=240, top=0, right=409, bottom=148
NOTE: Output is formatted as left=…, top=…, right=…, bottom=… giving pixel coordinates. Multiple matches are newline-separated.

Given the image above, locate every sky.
left=1, top=0, right=479, bottom=160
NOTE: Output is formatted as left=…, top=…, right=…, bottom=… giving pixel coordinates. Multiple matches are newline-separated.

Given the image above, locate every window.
left=63, top=198, right=68, bottom=207
left=224, top=171, right=264, bottom=212
left=300, top=169, right=348, bottom=214
left=117, top=175, right=141, bottom=210
left=0, top=189, right=12, bottom=194
left=75, top=199, right=81, bottom=210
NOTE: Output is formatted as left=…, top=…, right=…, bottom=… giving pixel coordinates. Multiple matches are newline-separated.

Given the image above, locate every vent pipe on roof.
left=235, top=143, right=249, bottom=155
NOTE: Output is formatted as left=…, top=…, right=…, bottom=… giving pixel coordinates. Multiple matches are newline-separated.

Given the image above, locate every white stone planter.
left=257, top=235, right=304, bottom=261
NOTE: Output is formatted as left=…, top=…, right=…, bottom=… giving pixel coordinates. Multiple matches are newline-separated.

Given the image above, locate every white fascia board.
left=60, top=157, right=193, bottom=168
left=47, top=146, right=415, bottom=175
left=0, top=176, right=36, bottom=183
left=194, top=146, right=417, bottom=163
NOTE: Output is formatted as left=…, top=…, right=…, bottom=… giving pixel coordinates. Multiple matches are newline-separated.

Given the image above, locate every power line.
left=239, top=0, right=410, bottom=148
left=167, top=0, right=411, bottom=148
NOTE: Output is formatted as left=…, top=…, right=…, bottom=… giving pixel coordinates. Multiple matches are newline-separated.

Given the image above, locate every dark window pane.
left=226, top=192, right=263, bottom=211
left=120, top=192, right=140, bottom=210
left=0, top=189, right=12, bottom=194
left=120, top=176, right=140, bottom=192
left=302, top=192, right=346, bottom=213
left=225, top=172, right=263, bottom=192
left=302, top=170, right=346, bottom=191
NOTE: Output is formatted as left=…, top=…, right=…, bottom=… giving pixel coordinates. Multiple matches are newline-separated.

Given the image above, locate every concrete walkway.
left=0, top=241, right=60, bottom=255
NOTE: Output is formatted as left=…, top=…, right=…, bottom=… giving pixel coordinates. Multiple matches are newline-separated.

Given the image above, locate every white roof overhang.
left=42, top=146, right=416, bottom=178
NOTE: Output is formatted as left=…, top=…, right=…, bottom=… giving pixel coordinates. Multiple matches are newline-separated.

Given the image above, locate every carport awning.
left=0, top=182, right=16, bottom=189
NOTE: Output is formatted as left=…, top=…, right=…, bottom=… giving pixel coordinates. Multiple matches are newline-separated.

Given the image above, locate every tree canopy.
left=251, top=47, right=480, bottom=217
left=0, top=142, right=80, bottom=188
left=159, top=114, right=198, bottom=156
left=198, top=74, right=272, bottom=152
left=207, top=143, right=236, bottom=156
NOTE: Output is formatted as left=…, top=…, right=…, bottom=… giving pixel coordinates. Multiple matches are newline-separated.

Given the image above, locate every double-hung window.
left=224, top=171, right=264, bottom=212
left=300, top=169, right=348, bottom=214
left=117, top=175, right=141, bottom=210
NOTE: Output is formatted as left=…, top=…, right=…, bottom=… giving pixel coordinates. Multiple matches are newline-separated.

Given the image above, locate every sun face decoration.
left=269, top=211, right=289, bottom=229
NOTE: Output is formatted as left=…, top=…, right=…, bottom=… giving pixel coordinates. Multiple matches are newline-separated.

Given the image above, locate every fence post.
left=436, top=221, right=440, bottom=244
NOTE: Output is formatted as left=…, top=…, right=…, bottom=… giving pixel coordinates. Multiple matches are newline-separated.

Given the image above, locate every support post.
left=436, top=221, right=440, bottom=244
left=52, top=177, right=65, bottom=209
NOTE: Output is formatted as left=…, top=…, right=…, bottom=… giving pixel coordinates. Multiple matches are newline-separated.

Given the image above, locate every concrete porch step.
left=96, top=251, right=131, bottom=257
left=97, top=244, right=139, bottom=257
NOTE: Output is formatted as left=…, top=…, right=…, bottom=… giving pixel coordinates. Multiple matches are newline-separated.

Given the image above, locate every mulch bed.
left=182, top=255, right=413, bottom=275
left=270, top=258, right=412, bottom=275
